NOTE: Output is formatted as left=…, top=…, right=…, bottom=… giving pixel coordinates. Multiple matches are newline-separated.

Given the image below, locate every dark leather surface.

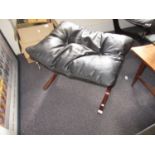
left=26, top=21, right=133, bottom=86
left=126, top=19, right=154, bottom=28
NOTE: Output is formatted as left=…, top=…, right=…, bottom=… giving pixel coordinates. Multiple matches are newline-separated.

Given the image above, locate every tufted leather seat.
left=26, top=22, right=133, bottom=87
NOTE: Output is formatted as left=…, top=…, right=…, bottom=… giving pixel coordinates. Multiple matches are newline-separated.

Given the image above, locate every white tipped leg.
left=97, top=109, right=103, bottom=114
left=98, top=104, right=104, bottom=114
left=97, top=87, right=112, bottom=115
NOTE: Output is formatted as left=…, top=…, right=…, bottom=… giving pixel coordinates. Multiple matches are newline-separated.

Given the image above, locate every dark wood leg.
left=113, top=19, right=122, bottom=33
left=131, top=62, right=146, bottom=87
left=98, top=86, right=112, bottom=114
left=43, top=73, right=57, bottom=90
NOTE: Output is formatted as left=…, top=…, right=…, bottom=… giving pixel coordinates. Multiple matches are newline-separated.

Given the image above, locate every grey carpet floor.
left=19, top=50, right=155, bottom=135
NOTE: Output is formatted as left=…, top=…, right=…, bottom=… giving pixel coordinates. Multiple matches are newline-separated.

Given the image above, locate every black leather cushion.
left=26, top=21, right=133, bottom=86
left=126, top=19, right=154, bottom=28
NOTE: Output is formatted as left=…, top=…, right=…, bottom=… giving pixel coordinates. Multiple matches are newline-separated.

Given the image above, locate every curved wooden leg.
left=43, top=73, right=57, bottom=90
left=98, top=86, right=112, bottom=115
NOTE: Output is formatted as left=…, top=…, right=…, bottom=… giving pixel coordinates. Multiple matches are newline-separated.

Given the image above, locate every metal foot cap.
left=97, top=109, right=103, bottom=115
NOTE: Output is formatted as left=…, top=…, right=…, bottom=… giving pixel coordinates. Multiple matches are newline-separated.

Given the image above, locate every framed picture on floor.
left=0, top=30, right=19, bottom=135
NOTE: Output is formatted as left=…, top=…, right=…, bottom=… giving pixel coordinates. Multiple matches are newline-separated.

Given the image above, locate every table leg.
left=131, top=62, right=146, bottom=86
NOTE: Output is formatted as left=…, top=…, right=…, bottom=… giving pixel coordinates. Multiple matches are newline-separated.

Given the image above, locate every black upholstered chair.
left=26, top=22, right=133, bottom=114
left=113, top=19, right=155, bottom=44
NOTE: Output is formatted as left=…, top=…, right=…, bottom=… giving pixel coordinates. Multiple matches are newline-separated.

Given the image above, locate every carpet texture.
left=19, top=49, right=155, bottom=135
